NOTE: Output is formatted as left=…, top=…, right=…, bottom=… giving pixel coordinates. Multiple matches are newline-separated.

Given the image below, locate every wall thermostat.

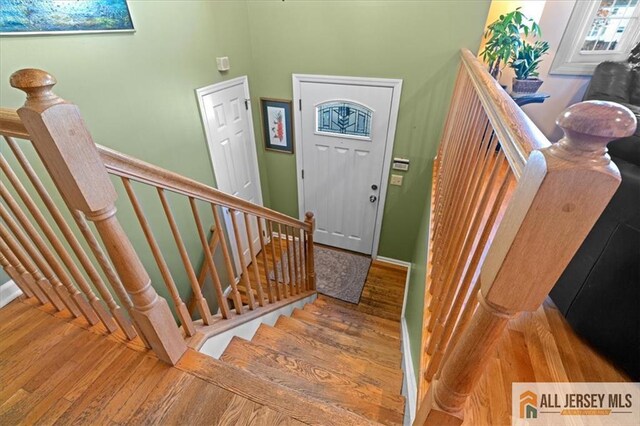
left=392, top=158, right=410, bottom=171
left=216, top=57, right=230, bottom=72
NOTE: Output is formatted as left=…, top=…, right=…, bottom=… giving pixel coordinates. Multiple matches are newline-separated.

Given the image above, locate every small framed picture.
left=260, top=98, right=294, bottom=154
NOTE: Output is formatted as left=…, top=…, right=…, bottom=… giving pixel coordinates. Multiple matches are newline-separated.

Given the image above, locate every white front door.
left=196, top=77, right=262, bottom=274
left=296, top=78, right=400, bottom=255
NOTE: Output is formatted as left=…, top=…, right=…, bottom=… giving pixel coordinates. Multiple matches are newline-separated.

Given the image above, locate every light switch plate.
left=390, top=175, right=403, bottom=186
left=216, top=57, right=230, bottom=71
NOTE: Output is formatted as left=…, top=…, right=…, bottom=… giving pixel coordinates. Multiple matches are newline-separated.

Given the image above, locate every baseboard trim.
left=0, top=280, right=22, bottom=309
left=401, top=317, right=417, bottom=423
left=375, top=256, right=411, bottom=268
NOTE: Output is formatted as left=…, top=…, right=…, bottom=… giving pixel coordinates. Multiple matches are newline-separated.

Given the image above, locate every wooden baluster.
left=158, top=188, right=214, bottom=325
left=191, top=227, right=220, bottom=315
left=4, top=136, right=124, bottom=334
left=291, top=226, right=301, bottom=295
left=1, top=159, right=100, bottom=325
left=430, top=77, right=475, bottom=244
left=71, top=211, right=139, bottom=341
left=430, top=83, right=478, bottom=281
left=0, top=244, right=35, bottom=299
left=275, top=223, right=289, bottom=298
left=425, top=159, right=512, bottom=380
left=211, top=205, right=244, bottom=314
left=123, top=178, right=196, bottom=336
left=304, top=212, right=316, bottom=290
left=244, top=213, right=266, bottom=307
left=190, top=197, right=230, bottom=319
left=431, top=66, right=467, bottom=213
left=427, top=119, right=495, bottom=342
left=0, top=221, right=65, bottom=310
left=415, top=101, right=634, bottom=425
left=257, top=218, right=275, bottom=304
left=268, top=220, right=283, bottom=300
left=428, top=111, right=484, bottom=319
left=284, top=225, right=296, bottom=295
left=428, top=98, right=486, bottom=322
left=11, top=69, right=185, bottom=364
left=297, top=228, right=306, bottom=292
left=0, top=201, right=81, bottom=316
left=229, top=209, right=256, bottom=309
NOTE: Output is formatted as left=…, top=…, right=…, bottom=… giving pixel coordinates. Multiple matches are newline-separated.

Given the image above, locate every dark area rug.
left=268, top=245, right=372, bottom=304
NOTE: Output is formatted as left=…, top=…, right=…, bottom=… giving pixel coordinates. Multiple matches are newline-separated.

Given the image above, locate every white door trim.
left=195, top=76, right=263, bottom=274
left=292, top=74, right=402, bottom=258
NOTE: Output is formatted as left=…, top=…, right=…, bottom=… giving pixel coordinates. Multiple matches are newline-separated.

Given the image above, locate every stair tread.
left=316, top=294, right=401, bottom=322
left=304, top=304, right=400, bottom=340
left=221, top=337, right=404, bottom=425
left=252, top=323, right=403, bottom=394
left=292, top=308, right=399, bottom=347
left=312, top=298, right=401, bottom=331
left=275, top=316, right=402, bottom=368
left=177, top=349, right=375, bottom=426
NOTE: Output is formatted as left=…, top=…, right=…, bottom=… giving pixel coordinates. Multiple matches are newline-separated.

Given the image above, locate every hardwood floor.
left=0, top=258, right=409, bottom=426
left=220, top=297, right=406, bottom=425
left=215, top=260, right=410, bottom=425
left=0, top=255, right=629, bottom=426
left=0, top=299, right=304, bottom=426
left=322, top=259, right=408, bottom=322
left=460, top=298, right=630, bottom=425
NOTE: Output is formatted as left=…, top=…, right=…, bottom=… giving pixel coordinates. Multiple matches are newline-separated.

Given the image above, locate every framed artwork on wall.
left=260, top=98, right=294, bottom=154
left=0, top=0, right=135, bottom=36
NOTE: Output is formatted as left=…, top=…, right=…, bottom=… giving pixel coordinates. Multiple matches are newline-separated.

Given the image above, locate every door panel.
left=198, top=78, right=261, bottom=273
left=300, top=82, right=393, bottom=254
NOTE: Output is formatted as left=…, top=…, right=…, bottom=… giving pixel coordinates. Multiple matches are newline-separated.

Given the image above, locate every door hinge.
left=299, top=99, right=302, bottom=111
left=244, top=99, right=249, bottom=110
left=302, top=169, right=304, bottom=179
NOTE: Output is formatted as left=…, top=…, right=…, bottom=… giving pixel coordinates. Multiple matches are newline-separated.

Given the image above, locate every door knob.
left=371, top=184, right=378, bottom=190
left=370, top=195, right=377, bottom=203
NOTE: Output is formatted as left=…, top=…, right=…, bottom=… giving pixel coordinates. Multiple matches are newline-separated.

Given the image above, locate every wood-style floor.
left=0, top=258, right=408, bottom=425
left=461, top=298, right=630, bottom=426
left=0, top=300, right=304, bottom=425
left=0, top=255, right=628, bottom=425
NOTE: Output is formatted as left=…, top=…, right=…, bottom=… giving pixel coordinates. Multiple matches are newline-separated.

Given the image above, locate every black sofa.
left=550, top=58, right=640, bottom=380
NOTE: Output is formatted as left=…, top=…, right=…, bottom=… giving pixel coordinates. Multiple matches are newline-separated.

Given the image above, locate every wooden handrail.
left=459, top=49, right=550, bottom=179
left=99, top=146, right=312, bottom=232
left=0, top=107, right=311, bottom=232
left=0, top=108, right=29, bottom=139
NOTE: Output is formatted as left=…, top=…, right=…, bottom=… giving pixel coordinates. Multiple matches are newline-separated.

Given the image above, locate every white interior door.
left=298, top=80, right=395, bottom=254
left=196, top=77, right=262, bottom=275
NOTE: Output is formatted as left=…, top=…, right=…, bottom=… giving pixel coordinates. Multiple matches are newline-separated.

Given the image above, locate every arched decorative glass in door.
left=316, top=101, right=372, bottom=139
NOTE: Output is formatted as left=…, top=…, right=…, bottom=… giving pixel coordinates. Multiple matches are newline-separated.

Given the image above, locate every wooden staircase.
left=0, top=56, right=635, bottom=425
left=219, top=295, right=406, bottom=425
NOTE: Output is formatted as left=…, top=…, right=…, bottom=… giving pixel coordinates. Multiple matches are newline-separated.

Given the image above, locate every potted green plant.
left=510, top=40, right=550, bottom=93
left=480, top=8, right=541, bottom=80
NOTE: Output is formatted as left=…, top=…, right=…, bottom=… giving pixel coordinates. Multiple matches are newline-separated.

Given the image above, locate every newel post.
left=304, top=211, right=316, bottom=290
left=414, top=101, right=636, bottom=425
left=10, top=69, right=187, bottom=365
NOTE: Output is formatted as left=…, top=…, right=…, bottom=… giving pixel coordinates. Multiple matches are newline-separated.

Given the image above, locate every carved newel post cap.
left=305, top=211, right=315, bottom=220
left=10, top=68, right=63, bottom=110
left=555, top=101, right=636, bottom=158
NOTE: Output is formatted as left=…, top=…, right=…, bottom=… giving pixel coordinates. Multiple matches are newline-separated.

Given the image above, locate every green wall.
left=246, top=0, right=489, bottom=261
left=0, top=1, right=254, bottom=315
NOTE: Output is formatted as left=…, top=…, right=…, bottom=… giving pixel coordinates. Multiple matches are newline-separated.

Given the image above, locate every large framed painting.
left=0, top=0, right=135, bottom=35
left=261, top=98, right=294, bottom=154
